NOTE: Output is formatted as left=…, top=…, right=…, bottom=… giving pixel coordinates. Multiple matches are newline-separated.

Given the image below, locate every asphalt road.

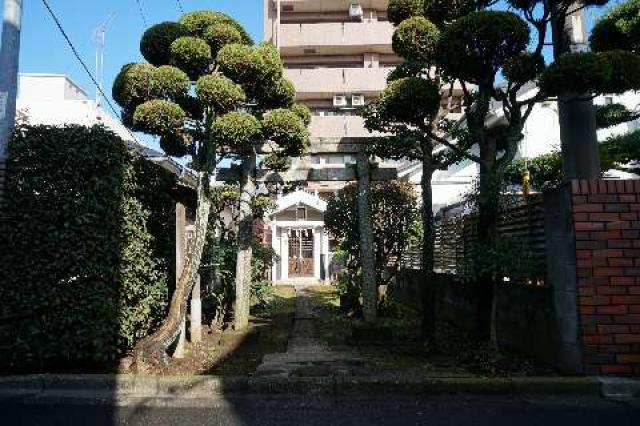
left=2, top=395, right=639, bottom=426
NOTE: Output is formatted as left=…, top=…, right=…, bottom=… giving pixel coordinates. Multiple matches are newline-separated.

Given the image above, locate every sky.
left=9, top=0, right=613, bottom=109
left=12, top=0, right=263, bottom=112
left=2, top=0, right=615, bottom=149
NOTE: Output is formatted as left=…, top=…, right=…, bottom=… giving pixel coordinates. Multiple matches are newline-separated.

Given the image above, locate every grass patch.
left=435, top=322, right=557, bottom=377
left=166, top=285, right=297, bottom=377
left=306, top=286, right=554, bottom=378
left=253, top=284, right=297, bottom=318
left=307, top=287, right=441, bottom=374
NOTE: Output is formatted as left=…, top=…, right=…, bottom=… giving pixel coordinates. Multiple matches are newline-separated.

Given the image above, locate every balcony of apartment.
left=308, top=115, right=381, bottom=138
left=284, top=67, right=392, bottom=98
left=279, top=0, right=390, bottom=13
left=279, top=21, right=394, bottom=55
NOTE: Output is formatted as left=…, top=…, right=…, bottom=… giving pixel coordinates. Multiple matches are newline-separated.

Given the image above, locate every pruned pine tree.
left=590, top=0, right=640, bottom=130
left=375, top=0, right=640, bottom=349
left=113, top=11, right=309, bottom=372
left=362, top=2, right=476, bottom=348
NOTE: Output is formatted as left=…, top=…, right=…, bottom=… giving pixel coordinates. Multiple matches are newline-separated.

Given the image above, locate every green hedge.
left=0, top=125, right=177, bottom=371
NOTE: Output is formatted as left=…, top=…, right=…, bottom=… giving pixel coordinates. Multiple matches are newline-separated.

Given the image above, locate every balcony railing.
left=279, top=0, right=390, bottom=10
left=284, top=67, right=392, bottom=96
left=280, top=21, right=394, bottom=50
left=309, top=115, right=381, bottom=138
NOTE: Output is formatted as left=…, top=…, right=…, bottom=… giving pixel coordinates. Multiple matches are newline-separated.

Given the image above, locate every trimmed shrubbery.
left=0, top=125, right=178, bottom=371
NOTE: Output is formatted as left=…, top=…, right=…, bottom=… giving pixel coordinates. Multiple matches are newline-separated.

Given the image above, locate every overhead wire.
left=134, top=0, right=148, bottom=27
left=175, top=0, right=185, bottom=14
left=40, top=0, right=143, bottom=147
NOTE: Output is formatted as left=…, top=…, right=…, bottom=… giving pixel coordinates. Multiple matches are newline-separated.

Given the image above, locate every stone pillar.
left=543, top=185, right=582, bottom=373
left=313, top=227, right=321, bottom=280
left=356, top=152, right=377, bottom=321
left=190, top=274, right=202, bottom=343
left=173, top=202, right=187, bottom=359
left=280, top=230, right=289, bottom=281
left=0, top=160, right=6, bottom=215
left=173, top=319, right=187, bottom=359
left=271, top=223, right=279, bottom=282
left=322, top=230, right=330, bottom=281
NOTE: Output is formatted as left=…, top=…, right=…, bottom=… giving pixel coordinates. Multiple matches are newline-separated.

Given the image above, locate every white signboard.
left=0, top=92, right=8, bottom=120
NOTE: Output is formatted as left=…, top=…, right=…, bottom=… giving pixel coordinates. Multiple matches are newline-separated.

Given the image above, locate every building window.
left=296, top=207, right=307, bottom=221
left=605, top=96, right=613, bottom=105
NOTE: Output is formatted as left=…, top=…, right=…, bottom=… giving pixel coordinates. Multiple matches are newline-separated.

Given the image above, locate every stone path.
left=255, top=286, right=361, bottom=378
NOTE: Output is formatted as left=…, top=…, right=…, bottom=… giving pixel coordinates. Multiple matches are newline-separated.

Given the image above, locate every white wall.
left=406, top=90, right=640, bottom=212
left=16, top=74, right=134, bottom=143
left=18, top=74, right=87, bottom=102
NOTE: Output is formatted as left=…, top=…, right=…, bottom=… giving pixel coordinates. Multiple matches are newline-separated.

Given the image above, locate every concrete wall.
left=18, top=74, right=87, bottom=101
left=390, top=271, right=576, bottom=372
left=16, top=74, right=135, bottom=143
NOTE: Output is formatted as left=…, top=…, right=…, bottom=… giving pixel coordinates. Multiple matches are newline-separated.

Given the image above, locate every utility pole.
left=552, top=3, right=601, bottom=180
left=0, top=0, right=23, bottom=160
left=0, top=0, right=23, bottom=212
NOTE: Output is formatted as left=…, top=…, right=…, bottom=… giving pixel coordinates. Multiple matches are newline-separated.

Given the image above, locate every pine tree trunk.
left=476, top=140, right=499, bottom=347
left=356, top=152, right=377, bottom=322
left=420, top=157, right=436, bottom=349
left=131, top=176, right=211, bottom=373
left=234, top=151, right=256, bottom=331
left=552, top=5, right=601, bottom=180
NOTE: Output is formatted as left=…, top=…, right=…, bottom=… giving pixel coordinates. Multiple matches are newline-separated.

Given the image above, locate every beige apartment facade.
left=265, top=0, right=397, bottom=145
left=264, top=0, right=400, bottom=282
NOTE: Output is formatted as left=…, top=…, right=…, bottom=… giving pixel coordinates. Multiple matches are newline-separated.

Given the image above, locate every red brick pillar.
left=572, top=179, right=640, bottom=375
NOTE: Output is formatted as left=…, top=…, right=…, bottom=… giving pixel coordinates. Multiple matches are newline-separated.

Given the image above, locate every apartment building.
left=264, top=1, right=464, bottom=187
left=265, top=1, right=399, bottom=189
left=264, top=1, right=395, bottom=282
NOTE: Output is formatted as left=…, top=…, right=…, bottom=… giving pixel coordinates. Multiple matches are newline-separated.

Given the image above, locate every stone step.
left=255, top=285, right=362, bottom=378
left=261, top=352, right=361, bottom=365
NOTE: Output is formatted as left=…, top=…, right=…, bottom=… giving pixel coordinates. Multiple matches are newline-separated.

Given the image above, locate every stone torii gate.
left=217, top=137, right=397, bottom=322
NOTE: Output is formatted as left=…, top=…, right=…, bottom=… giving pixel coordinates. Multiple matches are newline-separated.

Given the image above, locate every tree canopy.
left=325, top=181, right=419, bottom=287
left=113, top=10, right=308, bottom=169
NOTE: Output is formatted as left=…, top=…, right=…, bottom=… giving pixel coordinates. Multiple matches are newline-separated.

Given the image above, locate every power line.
left=40, top=0, right=142, bottom=146
left=175, top=0, right=185, bottom=14
left=134, top=0, right=148, bottom=27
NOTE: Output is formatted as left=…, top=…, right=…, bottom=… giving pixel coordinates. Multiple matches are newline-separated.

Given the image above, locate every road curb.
left=0, top=374, right=634, bottom=403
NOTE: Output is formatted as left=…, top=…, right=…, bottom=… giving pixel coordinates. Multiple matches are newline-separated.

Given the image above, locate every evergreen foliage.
left=388, top=0, right=425, bottom=26
left=590, top=0, right=640, bottom=54
left=196, top=73, right=246, bottom=113
left=596, top=103, right=640, bottom=129
left=436, top=11, right=530, bottom=85
left=325, top=181, right=419, bottom=288
left=0, top=125, right=175, bottom=370
left=504, top=130, right=640, bottom=189
left=140, top=22, right=189, bottom=66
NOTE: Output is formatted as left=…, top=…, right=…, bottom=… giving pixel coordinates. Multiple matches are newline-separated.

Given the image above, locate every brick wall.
left=572, top=179, right=640, bottom=375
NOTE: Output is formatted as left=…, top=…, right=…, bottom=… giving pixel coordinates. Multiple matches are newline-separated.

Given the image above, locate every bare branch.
left=427, top=130, right=482, bottom=164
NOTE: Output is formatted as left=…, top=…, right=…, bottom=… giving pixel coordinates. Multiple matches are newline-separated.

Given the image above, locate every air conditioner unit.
left=333, top=95, right=348, bottom=107
left=351, top=94, right=365, bottom=106
left=349, top=3, right=363, bottom=20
